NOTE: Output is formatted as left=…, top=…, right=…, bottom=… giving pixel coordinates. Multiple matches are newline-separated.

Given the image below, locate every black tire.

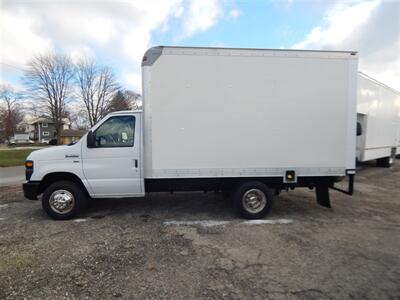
left=232, top=181, right=274, bottom=219
left=376, top=156, right=393, bottom=168
left=42, top=181, right=88, bottom=220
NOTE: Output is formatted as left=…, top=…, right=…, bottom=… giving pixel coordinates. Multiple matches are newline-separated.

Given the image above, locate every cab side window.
left=94, top=116, right=135, bottom=147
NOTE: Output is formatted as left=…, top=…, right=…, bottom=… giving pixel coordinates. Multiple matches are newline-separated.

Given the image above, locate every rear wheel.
left=232, top=181, right=274, bottom=219
left=376, top=156, right=394, bottom=168
left=42, top=181, right=88, bottom=220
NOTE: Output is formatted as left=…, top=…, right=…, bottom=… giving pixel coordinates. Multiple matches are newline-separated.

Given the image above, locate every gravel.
left=0, top=161, right=399, bottom=299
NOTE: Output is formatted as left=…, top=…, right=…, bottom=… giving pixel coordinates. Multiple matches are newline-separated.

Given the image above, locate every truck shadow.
left=356, top=160, right=399, bottom=179
left=82, top=190, right=325, bottom=221
left=85, top=192, right=235, bottom=220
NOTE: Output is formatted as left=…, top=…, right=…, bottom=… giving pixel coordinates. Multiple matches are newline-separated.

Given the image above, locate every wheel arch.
left=38, top=172, right=90, bottom=197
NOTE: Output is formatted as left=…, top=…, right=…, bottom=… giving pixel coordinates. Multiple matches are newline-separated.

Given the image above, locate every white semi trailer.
left=23, top=46, right=358, bottom=220
left=357, top=72, right=400, bottom=167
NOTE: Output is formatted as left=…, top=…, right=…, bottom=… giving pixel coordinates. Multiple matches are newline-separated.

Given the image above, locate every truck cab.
left=23, top=110, right=143, bottom=219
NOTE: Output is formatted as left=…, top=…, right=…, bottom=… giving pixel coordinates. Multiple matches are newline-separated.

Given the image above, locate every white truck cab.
left=83, top=111, right=144, bottom=197
left=23, top=46, right=358, bottom=220
left=24, top=111, right=143, bottom=218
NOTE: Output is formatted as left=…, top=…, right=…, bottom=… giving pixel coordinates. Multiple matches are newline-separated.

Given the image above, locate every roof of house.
left=29, top=117, right=53, bottom=124
left=29, top=117, right=71, bottom=125
left=60, top=129, right=86, bottom=137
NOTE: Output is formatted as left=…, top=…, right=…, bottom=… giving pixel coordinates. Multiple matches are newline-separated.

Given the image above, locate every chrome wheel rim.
left=242, top=189, right=267, bottom=214
left=49, top=190, right=75, bottom=214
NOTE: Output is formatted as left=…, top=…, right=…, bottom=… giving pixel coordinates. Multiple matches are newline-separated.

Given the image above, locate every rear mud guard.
left=316, top=184, right=331, bottom=208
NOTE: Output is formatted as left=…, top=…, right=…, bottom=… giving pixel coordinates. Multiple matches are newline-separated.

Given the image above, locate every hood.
left=27, top=143, right=80, bottom=161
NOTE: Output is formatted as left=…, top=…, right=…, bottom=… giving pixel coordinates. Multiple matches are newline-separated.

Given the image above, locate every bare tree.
left=26, top=96, right=48, bottom=119
left=0, top=105, right=4, bottom=142
left=0, top=84, right=24, bottom=142
left=24, top=53, right=75, bottom=144
left=66, top=104, right=90, bottom=130
left=124, top=90, right=141, bottom=110
left=76, top=58, right=120, bottom=126
left=107, top=90, right=131, bottom=113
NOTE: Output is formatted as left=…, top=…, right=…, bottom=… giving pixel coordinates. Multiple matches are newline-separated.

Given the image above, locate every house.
left=60, top=129, right=86, bottom=145
left=28, top=117, right=70, bottom=143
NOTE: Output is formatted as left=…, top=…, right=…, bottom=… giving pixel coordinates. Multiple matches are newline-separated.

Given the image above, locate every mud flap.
left=315, top=184, right=331, bottom=208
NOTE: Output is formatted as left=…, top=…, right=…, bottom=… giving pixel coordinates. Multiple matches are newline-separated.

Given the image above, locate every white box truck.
left=357, top=72, right=400, bottom=167
left=23, top=46, right=358, bottom=220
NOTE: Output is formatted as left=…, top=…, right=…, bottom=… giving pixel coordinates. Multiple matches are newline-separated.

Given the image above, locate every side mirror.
left=356, top=122, right=362, bottom=136
left=87, top=130, right=95, bottom=148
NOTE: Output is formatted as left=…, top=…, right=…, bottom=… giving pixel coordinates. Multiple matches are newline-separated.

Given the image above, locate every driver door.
left=81, top=113, right=143, bottom=197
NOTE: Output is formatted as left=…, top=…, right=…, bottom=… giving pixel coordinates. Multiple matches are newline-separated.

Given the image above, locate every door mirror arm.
left=87, top=130, right=96, bottom=148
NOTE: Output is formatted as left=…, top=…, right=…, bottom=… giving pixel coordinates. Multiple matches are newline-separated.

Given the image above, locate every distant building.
left=9, top=132, right=31, bottom=144
left=28, top=117, right=70, bottom=143
left=60, top=129, right=86, bottom=145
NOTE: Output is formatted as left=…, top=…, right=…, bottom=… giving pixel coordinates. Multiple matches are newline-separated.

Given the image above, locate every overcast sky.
left=1, top=0, right=399, bottom=92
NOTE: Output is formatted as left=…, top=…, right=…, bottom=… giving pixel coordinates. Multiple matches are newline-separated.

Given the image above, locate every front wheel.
left=42, top=181, right=88, bottom=220
left=232, top=181, right=274, bottom=219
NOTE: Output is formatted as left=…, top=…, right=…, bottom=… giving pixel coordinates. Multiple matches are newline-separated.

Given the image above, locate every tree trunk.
left=55, top=123, right=62, bottom=145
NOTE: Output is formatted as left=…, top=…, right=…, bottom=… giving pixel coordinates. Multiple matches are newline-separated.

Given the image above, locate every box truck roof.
left=359, top=72, right=400, bottom=95
left=142, top=46, right=358, bottom=66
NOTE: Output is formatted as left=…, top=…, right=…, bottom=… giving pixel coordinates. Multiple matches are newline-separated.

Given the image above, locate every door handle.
left=134, top=159, right=138, bottom=168
left=65, top=154, right=79, bottom=158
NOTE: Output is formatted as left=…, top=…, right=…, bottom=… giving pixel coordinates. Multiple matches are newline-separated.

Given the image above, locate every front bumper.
left=23, top=181, right=41, bottom=200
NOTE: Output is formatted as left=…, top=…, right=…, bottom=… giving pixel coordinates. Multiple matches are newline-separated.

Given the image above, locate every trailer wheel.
left=232, top=181, right=273, bottom=219
left=376, top=156, right=394, bottom=168
left=42, top=181, right=87, bottom=220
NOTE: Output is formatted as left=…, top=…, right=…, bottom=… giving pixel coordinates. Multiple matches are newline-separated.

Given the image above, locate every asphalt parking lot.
left=0, top=162, right=399, bottom=299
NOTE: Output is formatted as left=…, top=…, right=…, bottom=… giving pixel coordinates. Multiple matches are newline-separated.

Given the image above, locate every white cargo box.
left=142, top=46, right=358, bottom=179
left=357, top=72, right=400, bottom=162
